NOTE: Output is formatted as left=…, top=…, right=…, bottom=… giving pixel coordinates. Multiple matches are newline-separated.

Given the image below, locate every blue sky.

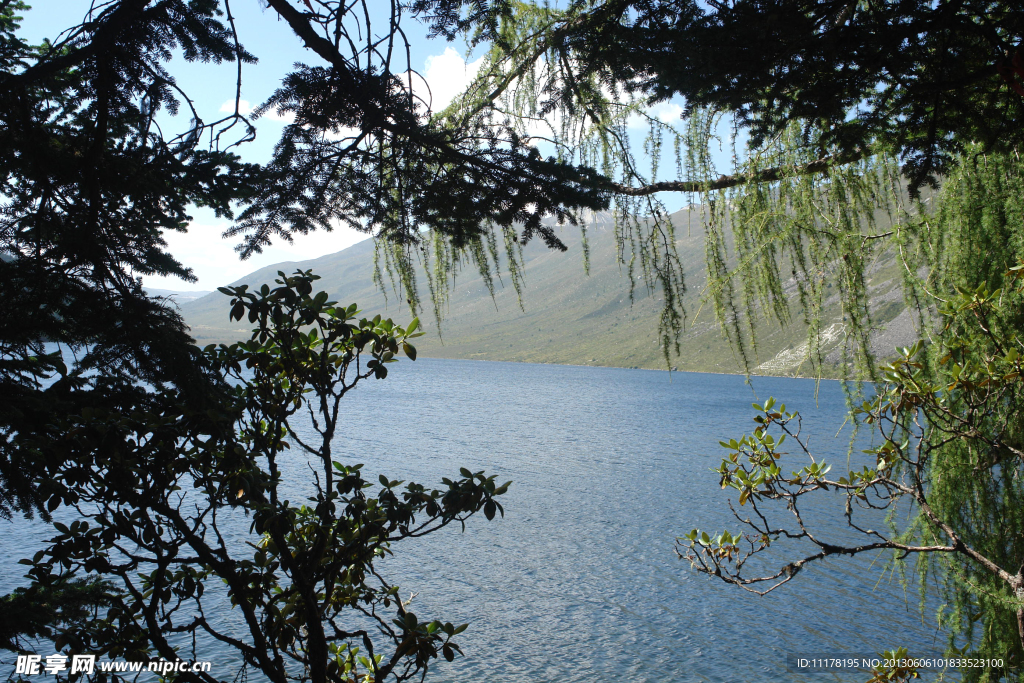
left=17, top=2, right=700, bottom=292
left=18, top=1, right=488, bottom=291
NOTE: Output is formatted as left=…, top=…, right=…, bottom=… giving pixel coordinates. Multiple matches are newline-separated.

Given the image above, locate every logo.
left=14, top=654, right=210, bottom=676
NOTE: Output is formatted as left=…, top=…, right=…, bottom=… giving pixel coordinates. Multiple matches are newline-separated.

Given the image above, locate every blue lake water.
left=0, top=358, right=953, bottom=681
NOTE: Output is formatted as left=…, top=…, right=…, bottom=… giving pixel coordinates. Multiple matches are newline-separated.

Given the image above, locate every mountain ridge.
left=178, top=210, right=920, bottom=376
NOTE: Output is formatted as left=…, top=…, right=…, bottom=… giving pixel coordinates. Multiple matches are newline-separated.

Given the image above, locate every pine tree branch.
left=0, top=0, right=150, bottom=94
left=608, top=147, right=868, bottom=195
left=261, top=0, right=552, bottom=179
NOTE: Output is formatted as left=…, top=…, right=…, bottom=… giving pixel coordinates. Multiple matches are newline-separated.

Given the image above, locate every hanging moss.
left=391, top=1, right=928, bottom=376
left=906, top=149, right=1024, bottom=675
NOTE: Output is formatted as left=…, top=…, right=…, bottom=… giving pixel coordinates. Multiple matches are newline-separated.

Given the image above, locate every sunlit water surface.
left=1, top=358, right=952, bottom=682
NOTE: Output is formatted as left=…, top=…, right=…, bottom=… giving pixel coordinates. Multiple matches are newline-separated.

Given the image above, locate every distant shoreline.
left=405, top=353, right=860, bottom=383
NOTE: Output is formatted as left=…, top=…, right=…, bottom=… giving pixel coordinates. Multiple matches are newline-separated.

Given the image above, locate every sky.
left=17, top=1, right=697, bottom=293
left=18, top=1, right=487, bottom=291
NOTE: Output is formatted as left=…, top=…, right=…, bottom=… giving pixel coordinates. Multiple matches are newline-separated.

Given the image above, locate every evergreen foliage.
left=0, top=0, right=252, bottom=519
left=0, top=0, right=604, bottom=519
left=559, top=0, right=1024, bottom=187
left=0, top=579, right=119, bottom=653
left=4, top=0, right=1024, bottom=679
left=0, top=1, right=587, bottom=679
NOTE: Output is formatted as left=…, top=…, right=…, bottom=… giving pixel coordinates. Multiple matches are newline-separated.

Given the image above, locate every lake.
left=0, top=358, right=952, bottom=682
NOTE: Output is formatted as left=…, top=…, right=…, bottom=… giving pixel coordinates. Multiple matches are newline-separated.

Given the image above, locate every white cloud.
left=419, top=47, right=484, bottom=112
left=144, top=216, right=369, bottom=291
left=219, top=98, right=253, bottom=115
left=627, top=101, right=684, bottom=130
left=653, top=102, right=684, bottom=123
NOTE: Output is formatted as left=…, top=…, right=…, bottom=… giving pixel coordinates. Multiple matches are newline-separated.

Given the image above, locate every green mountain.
left=178, top=209, right=919, bottom=376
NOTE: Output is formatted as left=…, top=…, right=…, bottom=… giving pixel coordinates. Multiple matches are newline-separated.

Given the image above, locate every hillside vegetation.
left=179, top=209, right=919, bottom=376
